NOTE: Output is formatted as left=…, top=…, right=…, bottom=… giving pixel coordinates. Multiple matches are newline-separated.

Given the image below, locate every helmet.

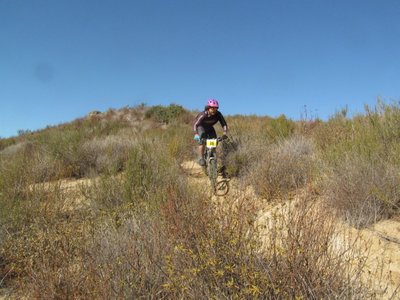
left=207, top=99, right=219, bottom=108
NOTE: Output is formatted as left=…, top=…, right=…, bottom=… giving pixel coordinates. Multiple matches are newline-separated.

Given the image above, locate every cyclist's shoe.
left=198, top=158, right=206, bottom=166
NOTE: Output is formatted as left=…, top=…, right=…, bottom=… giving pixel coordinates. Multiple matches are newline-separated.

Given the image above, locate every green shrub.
left=262, top=114, right=295, bottom=141
left=145, top=104, right=188, bottom=124
left=314, top=100, right=400, bottom=168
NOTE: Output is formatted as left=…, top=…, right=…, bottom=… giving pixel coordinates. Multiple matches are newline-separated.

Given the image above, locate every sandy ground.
left=356, top=219, right=400, bottom=297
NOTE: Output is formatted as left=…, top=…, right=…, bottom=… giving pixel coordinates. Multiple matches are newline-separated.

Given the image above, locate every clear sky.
left=1, top=0, right=400, bottom=138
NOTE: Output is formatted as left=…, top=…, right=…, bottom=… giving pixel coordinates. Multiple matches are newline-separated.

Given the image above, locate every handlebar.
left=201, top=135, right=228, bottom=143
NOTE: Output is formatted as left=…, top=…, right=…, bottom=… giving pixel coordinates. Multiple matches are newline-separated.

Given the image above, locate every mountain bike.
left=202, top=136, right=228, bottom=194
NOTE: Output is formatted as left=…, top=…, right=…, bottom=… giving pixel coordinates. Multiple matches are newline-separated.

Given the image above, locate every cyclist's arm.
left=222, top=125, right=228, bottom=135
left=193, top=112, right=206, bottom=133
left=218, top=112, right=228, bottom=135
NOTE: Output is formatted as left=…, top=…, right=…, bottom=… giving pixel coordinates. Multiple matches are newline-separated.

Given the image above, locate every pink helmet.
left=207, top=99, right=219, bottom=108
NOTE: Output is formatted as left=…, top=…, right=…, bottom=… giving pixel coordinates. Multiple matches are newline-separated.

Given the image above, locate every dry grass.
left=245, top=135, right=317, bottom=201
left=323, top=154, right=400, bottom=228
left=81, top=134, right=137, bottom=175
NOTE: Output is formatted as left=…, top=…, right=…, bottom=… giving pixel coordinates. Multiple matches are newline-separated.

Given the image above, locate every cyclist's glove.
left=222, top=134, right=228, bottom=140
left=194, top=134, right=200, bottom=142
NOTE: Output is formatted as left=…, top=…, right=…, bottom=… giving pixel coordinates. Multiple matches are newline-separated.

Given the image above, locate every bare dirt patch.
left=29, top=177, right=94, bottom=212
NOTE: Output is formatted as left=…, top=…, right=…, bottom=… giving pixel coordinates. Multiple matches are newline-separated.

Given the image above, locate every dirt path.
left=181, top=160, right=400, bottom=299
left=358, top=219, right=400, bottom=297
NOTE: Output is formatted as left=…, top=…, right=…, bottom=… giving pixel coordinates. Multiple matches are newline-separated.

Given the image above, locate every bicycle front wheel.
left=208, top=158, right=218, bottom=193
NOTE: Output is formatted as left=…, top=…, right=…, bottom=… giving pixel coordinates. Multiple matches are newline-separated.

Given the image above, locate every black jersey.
left=193, top=110, right=227, bottom=133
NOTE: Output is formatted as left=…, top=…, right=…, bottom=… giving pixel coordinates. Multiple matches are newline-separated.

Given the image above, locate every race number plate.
left=206, top=139, right=218, bottom=148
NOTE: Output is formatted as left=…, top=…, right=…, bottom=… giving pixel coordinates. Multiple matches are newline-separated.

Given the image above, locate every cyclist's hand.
left=222, top=134, right=228, bottom=140
left=194, top=134, right=200, bottom=142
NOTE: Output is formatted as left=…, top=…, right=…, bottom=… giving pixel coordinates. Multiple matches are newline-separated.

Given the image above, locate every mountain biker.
left=193, top=99, right=228, bottom=166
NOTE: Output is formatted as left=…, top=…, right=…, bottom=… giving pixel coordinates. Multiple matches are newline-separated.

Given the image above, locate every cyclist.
left=193, top=99, right=228, bottom=166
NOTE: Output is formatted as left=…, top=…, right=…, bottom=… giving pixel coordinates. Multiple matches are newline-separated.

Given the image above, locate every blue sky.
left=1, top=0, right=400, bottom=138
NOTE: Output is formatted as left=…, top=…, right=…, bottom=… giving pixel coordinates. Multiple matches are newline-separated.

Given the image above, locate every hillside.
left=1, top=102, right=399, bottom=299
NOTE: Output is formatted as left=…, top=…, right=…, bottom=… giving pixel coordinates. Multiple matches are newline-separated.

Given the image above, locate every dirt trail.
left=356, top=219, right=400, bottom=297
left=29, top=177, right=95, bottom=212
left=181, top=160, right=400, bottom=299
